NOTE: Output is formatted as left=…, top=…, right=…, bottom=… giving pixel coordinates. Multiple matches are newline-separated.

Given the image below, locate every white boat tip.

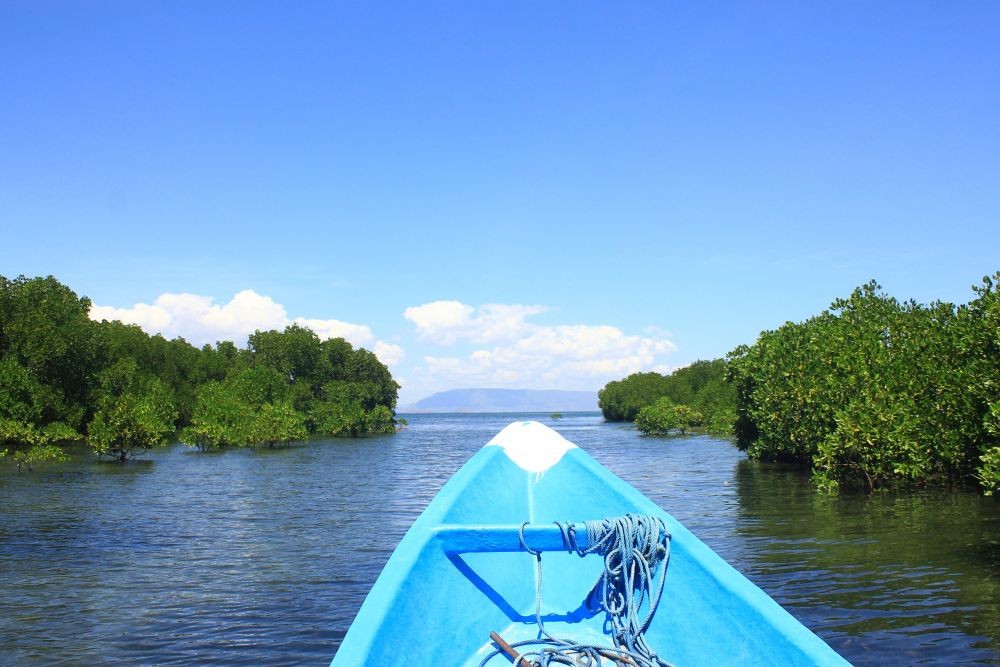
left=486, top=420, right=577, bottom=472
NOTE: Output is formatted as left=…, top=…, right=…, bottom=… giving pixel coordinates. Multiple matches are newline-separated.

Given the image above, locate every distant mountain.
left=403, top=388, right=599, bottom=413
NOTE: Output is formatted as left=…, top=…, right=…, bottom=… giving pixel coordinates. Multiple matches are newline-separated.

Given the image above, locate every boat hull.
left=332, top=421, right=849, bottom=666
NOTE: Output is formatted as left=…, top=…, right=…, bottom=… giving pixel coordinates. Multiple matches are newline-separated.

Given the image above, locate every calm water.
left=2, top=412, right=999, bottom=665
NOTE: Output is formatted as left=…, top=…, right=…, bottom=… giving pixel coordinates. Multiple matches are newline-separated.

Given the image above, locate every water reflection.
left=733, top=459, right=1000, bottom=664
left=1, top=413, right=999, bottom=665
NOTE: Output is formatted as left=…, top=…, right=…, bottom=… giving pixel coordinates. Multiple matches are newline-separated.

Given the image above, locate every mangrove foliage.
left=729, top=274, right=1000, bottom=493
left=600, top=271, right=1000, bottom=494
left=634, top=398, right=704, bottom=435
left=599, top=359, right=736, bottom=436
left=0, top=275, right=402, bottom=467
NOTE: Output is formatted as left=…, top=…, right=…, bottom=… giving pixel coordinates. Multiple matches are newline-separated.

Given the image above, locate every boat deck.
left=332, top=422, right=850, bottom=666
left=465, top=623, right=622, bottom=667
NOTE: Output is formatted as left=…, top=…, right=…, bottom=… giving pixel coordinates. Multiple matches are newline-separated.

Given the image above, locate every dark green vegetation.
left=633, top=399, right=703, bottom=435
left=599, top=359, right=736, bottom=436
left=729, top=274, right=1000, bottom=493
left=181, top=327, right=398, bottom=449
left=0, top=275, right=401, bottom=468
left=600, top=272, right=1000, bottom=494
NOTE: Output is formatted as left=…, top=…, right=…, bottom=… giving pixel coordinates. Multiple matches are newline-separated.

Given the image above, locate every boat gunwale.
left=331, top=423, right=851, bottom=666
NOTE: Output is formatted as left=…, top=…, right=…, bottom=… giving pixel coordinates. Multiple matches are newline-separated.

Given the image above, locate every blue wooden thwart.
left=331, top=421, right=851, bottom=666
left=432, top=524, right=591, bottom=554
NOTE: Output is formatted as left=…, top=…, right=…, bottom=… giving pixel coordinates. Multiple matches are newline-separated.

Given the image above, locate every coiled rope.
left=478, top=514, right=672, bottom=667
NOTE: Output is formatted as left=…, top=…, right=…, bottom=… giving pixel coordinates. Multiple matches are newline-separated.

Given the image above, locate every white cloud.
left=374, top=341, right=405, bottom=367
left=515, top=324, right=675, bottom=360
left=406, top=300, right=677, bottom=399
left=403, top=301, right=473, bottom=344
left=89, top=290, right=396, bottom=360
left=404, top=301, right=547, bottom=345
left=89, top=301, right=174, bottom=333
left=293, top=317, right=374, bottom=346
left=169, top=290, right=287, bottom=344
left=89, top=290, right=287, bottom=346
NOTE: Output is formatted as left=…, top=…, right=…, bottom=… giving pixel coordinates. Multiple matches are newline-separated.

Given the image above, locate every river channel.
left=2, top=412, right=999, bottom=665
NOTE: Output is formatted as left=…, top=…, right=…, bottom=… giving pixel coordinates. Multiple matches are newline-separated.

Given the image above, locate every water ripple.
left=2, top=413, right=999, bottom=665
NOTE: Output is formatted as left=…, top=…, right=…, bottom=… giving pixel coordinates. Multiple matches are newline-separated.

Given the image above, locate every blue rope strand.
left=480, top=514, right=672, bottom=667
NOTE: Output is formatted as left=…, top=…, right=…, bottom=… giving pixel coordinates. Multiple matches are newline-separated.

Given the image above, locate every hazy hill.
left=403, top=388, right=599, bottom=413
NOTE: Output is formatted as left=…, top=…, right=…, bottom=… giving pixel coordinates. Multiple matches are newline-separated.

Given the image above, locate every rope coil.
left=480, top=514, right=672, bottom=667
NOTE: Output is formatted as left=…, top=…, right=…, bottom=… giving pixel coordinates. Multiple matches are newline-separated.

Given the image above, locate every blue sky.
left=2, top=2, right=998, bottom=404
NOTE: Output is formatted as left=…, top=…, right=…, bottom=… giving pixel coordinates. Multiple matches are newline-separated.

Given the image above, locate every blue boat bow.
left=332, top=420, right=850, bottom=666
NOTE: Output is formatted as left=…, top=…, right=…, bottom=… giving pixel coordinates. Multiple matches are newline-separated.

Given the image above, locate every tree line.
left=599, top=271, right=1000, bottom=494
left=728, top=274, right=1000, bottom=493
left=0, top=275, right=401, bottom=469
left=598, top=359, right=736, bottom=436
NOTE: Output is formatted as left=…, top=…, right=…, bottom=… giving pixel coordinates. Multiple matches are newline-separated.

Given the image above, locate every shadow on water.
left=733, top=459, right=1000, bottom=665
